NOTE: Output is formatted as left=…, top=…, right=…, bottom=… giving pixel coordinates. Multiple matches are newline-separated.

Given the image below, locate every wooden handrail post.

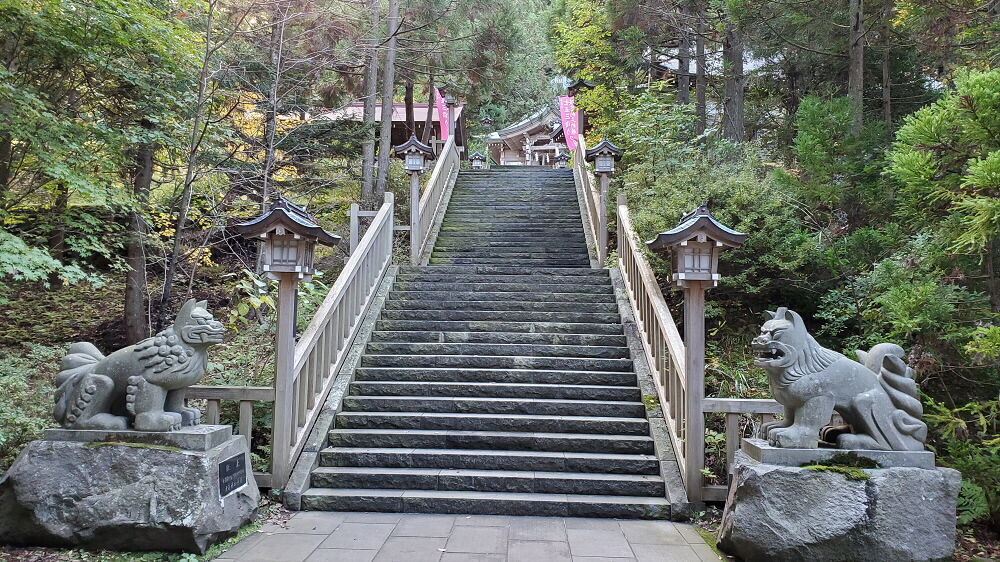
left=349, top=203, right=359, bottom=254
left=598, top=172, right=609, bottom=265
left=683, top=280, right=707, bottom=501
left=272, top=272, right=298, bottom=489
left=409, top=171, right=420, bottom=264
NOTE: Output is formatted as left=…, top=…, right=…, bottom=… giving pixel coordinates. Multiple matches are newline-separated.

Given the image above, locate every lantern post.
left=584, top=138, right=623, bottom=265
left=444, top=94, right=458, bottom=142
left=647, top=203, right=746, bottom=501
left=233, top=197, right=340, bottom=488
left=469, top=152, right=487, bottom=170
left=394, top=135, right=435, bottom=264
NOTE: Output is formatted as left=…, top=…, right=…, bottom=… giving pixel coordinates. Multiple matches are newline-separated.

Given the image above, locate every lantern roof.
left=394, top=134, right=435, bottom=158
left=554, top=152, right=571, bottom=162
left=646, top=203, right=747, bottom=251
left=585, top=138, right=623, bottom=162
left=567, top=78, right=595, bottom=93
left=469, top=151, right=487, bottom=161
left=233, top=196, right=341, bottom=247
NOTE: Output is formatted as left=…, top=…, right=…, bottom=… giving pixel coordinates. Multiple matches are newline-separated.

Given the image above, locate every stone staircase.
left=300, top=167, right=672, bottom=518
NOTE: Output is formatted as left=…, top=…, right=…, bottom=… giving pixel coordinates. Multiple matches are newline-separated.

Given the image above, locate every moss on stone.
left=83, top=441, right=183, bottom=453
left=802, top=464, right=871, bottom=481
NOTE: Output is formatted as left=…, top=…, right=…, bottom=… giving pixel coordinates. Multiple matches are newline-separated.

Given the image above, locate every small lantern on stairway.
left=394, top=134, right=435, bottom=173
left=646, top=203, right=747, bottom=288
left=469, top=152, right=487, bottom=170
left=233, top=196, right=341, bottom=282
left=554, top=152, right=571, bottom=169
left=585, top=138, right=623, bottom=175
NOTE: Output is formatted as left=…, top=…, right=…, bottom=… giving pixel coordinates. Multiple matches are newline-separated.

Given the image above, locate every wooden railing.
left=188, top=192, right=395, bottom=489
left=414, top=136, right=460, bottom=264
left=615, top=193, right=781, bottom=501
left=571, top=135, right=604, bottom=267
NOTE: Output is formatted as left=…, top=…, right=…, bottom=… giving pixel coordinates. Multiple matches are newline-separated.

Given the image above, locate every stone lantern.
left=469, top=152, right=487, bottom=170
left=233, top=196, right=340, bottom=486
left=554, top=153, right=571, bottom=169
left=584, top=138, right=624, bottom=264
left=394, top=135, right=436, bottom=264
left=647, top=202, right=746, bottom=501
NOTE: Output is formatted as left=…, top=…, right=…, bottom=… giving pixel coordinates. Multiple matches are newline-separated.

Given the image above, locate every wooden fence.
left=415, top=137, right=460, bottom=264
left=571, top=133, right=781, bottom=501
left=188, top=192, right=395, bottom=489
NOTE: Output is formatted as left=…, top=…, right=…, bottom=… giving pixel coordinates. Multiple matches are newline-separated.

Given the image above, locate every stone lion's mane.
left=776, top=328, right=841, bottom=388
left=134, top=326, right=206, bottom=378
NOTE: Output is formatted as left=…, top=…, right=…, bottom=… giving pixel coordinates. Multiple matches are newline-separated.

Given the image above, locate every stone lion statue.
left=54, top=299, right=225, bottom=432
left=752, top=307, right=927, bottom=451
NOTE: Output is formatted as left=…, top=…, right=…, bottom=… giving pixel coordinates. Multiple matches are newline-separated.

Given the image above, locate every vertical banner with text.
left=435, top=87, right=450, bottom=140
left=559, top=96, right=579, bottom=152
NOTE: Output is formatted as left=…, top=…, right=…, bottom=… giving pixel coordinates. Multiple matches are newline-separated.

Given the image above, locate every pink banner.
left=559, top=96, right=579, bottom=152
left=435, top=87, right=450, bottom=140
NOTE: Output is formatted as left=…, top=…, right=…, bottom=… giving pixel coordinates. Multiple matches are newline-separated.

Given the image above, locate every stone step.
left=341, top=396, right=645, bottom=417
left=327, top=429, right=653, bottom=454
left=360, top=354, right=633, bottom=372
left=428, top=258, right=591, bottom=267
left=386, top=291, right=614, bottom=304
left=349, top=381, right=640, bottom=401
left=391, top=281, right=609, bottom=294
left=364, top=341, right=628, bottom=359
left=318, top=447, right=660, bottom=474
left=395, top=271, right=610, bottom=284
left=353, top=367, right=637, bottom=386
left=379, top=309, right=622, bottom=324
left=369, top=330, right=625, bottom=346
left=374, top=319, right=624, bottom=335
left=429, top=252, right=589, bottom=261
left=309, top=467, right=665, bottom=497
left=384, top=299, right=619, bottom=313
left=334, top=412, right=649, bottom=435
left=400, top=266, right=606, bottom=275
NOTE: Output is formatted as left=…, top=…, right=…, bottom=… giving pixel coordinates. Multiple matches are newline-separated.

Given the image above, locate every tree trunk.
left=421, top=75, right=435, bottom=143
left=374, top=0, right=399, bottom=196
left=47, top=183, right=69, bottom=285
left=721, top=22, right=746, bottom=142
left=881, top=0, right=892, bottom=135
left=695, top=1, right=707, bottom=135
left=404, top=79, right=415, bottom=137
left=125, top=127, right=153, bottom=344
left=848, top=0, right=865, bottom=136
left=360, top=0, right=380, bottom=201
left=262, top=1, right=288, bottom=206
left=677, top=3, right=691, bottom=105
left=159, top=0, right=217, bottom=330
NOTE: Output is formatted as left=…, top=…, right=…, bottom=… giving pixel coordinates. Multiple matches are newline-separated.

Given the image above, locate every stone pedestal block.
left=0, top=426, right=259, bottom=553
left=717, top=451, right=960, bottom=562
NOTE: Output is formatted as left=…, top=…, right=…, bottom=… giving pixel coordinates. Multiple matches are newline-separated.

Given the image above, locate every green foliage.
left=924, top=396, right=1000, bottom=526
left=0, top=344, right=61, bottom=471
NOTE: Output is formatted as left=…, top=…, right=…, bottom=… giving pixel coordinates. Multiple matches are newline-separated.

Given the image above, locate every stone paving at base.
left=215, top=512, right=722, bottom=562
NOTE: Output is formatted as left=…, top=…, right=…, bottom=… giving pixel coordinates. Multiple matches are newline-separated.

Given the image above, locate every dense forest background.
left=1, top=0, right=999, bottom=548
left=547, top=0, right=1000, bottom=534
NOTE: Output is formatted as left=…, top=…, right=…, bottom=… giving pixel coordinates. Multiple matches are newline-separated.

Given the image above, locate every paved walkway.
left=215, top=512, right=722, bottom=562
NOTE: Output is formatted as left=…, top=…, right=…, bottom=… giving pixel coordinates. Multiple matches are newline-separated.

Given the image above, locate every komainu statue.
left=752, top=307, right=927, bottom=450
left=54, top=299, right=225, bottom=432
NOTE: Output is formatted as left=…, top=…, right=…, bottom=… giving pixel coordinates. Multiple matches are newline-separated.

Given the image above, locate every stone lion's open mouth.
left=755, top=347, right=785, bottom=361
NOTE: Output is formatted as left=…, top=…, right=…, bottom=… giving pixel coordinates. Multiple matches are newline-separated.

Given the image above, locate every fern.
left=957, top=480, right=990, bottom=526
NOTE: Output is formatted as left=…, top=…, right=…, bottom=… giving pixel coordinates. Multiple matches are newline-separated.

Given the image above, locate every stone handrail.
left=571, top=134, right=604, bottom=266
left=616, top=194, right=780, bottom=501
left=415, top=136, right=460, bottom=264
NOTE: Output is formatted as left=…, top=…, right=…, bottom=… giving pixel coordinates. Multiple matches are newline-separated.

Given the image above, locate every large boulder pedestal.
left=0, top=425, right=258, bottom=553
left=718, top=443, right=961, bottom=562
